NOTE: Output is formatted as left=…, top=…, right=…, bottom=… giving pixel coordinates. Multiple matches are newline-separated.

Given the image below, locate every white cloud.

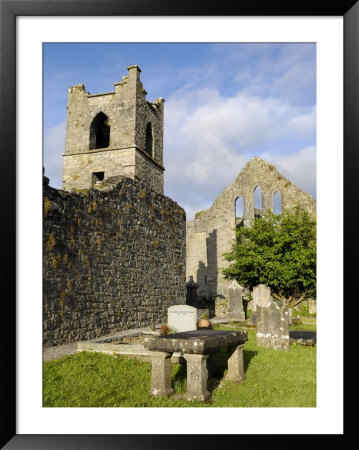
left=210, top=43, right=316, bottom=106
left=43, top=89, right=316, bottom=220
left=164, top=87, right=316, bottom=219
left=260, top=146, right=317, bottom=199
left=43, top=45, right=316, bottom=219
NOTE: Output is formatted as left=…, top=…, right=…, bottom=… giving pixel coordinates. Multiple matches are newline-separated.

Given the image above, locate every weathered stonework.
left=63, top=65, right=165, bottom=194
left=144, top=330, right=247, bottom=401
left=186, top=157, right=316, bottom=300
left=43, top=175, right=186, bottom=347
left=227, top=279, right=245, bottom=321
left=256, top=302, right=290, bottom=351
left=252, top=283, right=272, bottom=312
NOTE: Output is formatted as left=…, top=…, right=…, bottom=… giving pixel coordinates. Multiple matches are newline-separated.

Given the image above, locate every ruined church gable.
left=196, top=157, right=315, bottom=228
left=186, top=157, right=316, bottom=300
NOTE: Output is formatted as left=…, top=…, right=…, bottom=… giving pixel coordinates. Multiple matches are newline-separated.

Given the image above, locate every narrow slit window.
left=254, top=186, right=262, bottom=218
left=145, top=122, right=153, bottom=157
left=235, top=196, right=244, bottom=227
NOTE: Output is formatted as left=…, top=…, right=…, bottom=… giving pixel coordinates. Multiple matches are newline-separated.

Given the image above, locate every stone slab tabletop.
left=289, top=330, right=316, bottom=345
left=144, top=330, right=248, bottom=355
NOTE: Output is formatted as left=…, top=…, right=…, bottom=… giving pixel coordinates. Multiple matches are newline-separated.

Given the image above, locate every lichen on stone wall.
left=43, top=176, right=186, bottom=347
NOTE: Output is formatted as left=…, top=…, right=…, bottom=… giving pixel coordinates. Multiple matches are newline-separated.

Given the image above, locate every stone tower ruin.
left=44, top=66, right=186, bottom=346
left=62, top=65, right=165, bottom=194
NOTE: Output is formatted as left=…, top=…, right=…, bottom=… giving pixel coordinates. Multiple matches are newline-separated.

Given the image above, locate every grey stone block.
left=149, top=352, right=174, bottom=397
left=183, top=353, right=210, bottom=401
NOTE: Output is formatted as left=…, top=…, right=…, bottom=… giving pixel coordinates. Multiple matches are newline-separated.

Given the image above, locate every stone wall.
left=186, top=157, right=316, bottom=300
left=43, top=175, right=186, bottom=347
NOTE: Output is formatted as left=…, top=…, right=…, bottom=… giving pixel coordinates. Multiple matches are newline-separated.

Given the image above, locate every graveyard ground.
left=43, top=323, right=316, bottom=408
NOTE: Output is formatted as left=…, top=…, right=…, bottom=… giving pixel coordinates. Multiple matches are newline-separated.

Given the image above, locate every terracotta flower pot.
left=198, top=318, right=211, bottom=328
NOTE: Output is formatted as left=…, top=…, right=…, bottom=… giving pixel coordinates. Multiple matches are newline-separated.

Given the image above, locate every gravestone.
left=309, top=299, right=316, bottom=314
left=254, top=284, right=290, bottom=350
left=251, top=284, right=271, bottom=322
left=288, top=308, right=293, bottom=325
left=252, top=284, right=271, bottom=308
left=168, top=305, right=197, bottom=332
left=227, top=280, right=245, bottom=321
left=186, top=276, right=199, bottom=307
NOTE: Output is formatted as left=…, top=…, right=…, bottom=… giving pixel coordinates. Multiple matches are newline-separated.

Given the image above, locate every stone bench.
left=144, top=330, right=248, bottom=401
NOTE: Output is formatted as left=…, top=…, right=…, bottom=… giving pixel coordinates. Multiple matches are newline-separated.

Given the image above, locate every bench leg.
left=226, top=344, right=246, bottom=382
left=149, top=352, right=174, bottom=397
left=183, top=353, right=210, bottom=401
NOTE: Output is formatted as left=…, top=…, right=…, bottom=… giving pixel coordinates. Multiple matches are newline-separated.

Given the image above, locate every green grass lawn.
left=43, top=325, right=316, bottom=408
left=298, top=318, right=317, bottom=326
left=289, top=323, right=316, bottom=331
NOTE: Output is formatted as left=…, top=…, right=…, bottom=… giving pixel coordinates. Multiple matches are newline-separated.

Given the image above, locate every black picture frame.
left=1, top=0, right=357, bottom=448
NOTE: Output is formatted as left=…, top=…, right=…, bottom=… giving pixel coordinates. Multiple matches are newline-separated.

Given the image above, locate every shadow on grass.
left=171, top=348, right=258, bottom=394
left=172, top=363, right=187, bottom=390
left=243, top=349, right=258, bottom=372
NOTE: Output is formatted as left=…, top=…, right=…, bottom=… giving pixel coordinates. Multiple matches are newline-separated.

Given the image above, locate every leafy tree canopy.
left=222, top=204, right=316, bottom=307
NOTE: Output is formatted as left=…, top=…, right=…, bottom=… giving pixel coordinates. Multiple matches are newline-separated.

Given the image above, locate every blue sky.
left=43, top=43, right=316, bottom=220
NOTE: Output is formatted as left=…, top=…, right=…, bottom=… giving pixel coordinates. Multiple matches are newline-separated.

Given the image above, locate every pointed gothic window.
left=273, top=191, right=282, bottom=215
left=235, top=196, right=244, bottom=228
left=254, top=185, right=263, bottom=218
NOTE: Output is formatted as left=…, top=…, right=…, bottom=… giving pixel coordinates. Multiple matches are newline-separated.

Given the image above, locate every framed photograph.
left=2, top=0, right=357, bottom=448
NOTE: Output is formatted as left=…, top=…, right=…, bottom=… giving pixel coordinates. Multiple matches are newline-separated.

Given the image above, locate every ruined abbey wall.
left=43, top=175, right=186, bottom=347
left=186, top=157, right=316, bottom=302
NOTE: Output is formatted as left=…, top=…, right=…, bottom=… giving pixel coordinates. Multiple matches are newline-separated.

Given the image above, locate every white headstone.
left=168, top=305, right=197, bottom=332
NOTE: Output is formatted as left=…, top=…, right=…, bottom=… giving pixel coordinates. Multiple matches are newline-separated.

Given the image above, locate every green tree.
left=222, top=204, right=316, bottom=307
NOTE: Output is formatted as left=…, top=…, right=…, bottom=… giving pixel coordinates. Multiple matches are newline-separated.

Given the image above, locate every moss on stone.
left=46, top=233, right=56, bottom=251
left=194, top=210, right=204, bottom=218
left=44, top=197, right=52, bottom=217
left=138, top=188, right=146, bottom=199
left=51, top=255, right=58, bottom=270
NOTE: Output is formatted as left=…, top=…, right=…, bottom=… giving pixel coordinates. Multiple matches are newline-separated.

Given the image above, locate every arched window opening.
left=90, top=112, right=110, bottom=150
left=254, top=185, right=263, bottom=218
left=273, top=191, right=282, bottom=215
left=235, top=196, right=244, bottom=228
left=145, top=122, right=153, bottom=157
